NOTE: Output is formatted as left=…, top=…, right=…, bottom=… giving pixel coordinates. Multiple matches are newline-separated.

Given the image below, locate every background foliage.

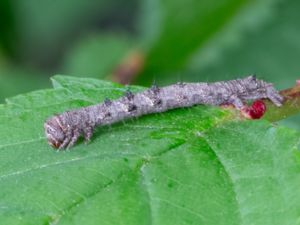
left=1, top=0, right=300, bottom=128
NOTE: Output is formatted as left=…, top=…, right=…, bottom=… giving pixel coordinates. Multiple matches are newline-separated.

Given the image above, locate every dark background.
left=1, top=0, right=300, bottom=128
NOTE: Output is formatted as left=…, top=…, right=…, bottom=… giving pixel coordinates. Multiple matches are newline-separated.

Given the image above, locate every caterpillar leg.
left=83, top=126, right=94, bottom=143
left=59, top=128, right=78, bottom=149
left=59, top=130, right=72, bottom=149
left=266, top=86, right=284, bottom=107
left=228, top=95, right=244, bottom=109
left=66, top=129, right=81, bottom=149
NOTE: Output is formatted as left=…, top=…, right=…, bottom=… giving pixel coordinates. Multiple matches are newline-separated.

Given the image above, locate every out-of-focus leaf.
left=0, top=64, right=49, bottom=102
left=136, top=0, right=249, bottom=85
left=63, top=34, right=135, bottom=79
left=1, top=75, right=300, bottom=224
left=138, top=0, right=298, bottom=87
left=186, top=0, right=298, bottom=87
left=13, top=0, right=138, bottom=69
left=0, top=0, right=16, bottom=57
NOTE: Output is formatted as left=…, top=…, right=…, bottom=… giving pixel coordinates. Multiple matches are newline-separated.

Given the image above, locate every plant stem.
left=264, top=84, right=300, bottom=122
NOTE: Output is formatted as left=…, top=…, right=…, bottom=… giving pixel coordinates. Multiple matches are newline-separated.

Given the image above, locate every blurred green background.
left=1, top=0, right=300, bottom=128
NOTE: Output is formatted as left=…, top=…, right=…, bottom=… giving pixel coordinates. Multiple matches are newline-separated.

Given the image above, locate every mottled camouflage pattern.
left=44, top=75, right=283, bottom=149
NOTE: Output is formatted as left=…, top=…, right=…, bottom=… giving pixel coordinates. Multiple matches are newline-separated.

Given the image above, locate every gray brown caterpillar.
left=44, top=75, right=283, bottom=149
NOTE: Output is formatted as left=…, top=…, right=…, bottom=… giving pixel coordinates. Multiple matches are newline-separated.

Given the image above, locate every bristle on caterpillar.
left=44, top=75, right=284, bottom=150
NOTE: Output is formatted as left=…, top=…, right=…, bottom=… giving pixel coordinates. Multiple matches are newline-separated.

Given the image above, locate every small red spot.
left=242, top=100, right=266, bottom=119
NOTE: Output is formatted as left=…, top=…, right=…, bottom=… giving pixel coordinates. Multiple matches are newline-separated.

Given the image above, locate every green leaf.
left=1, top=75, right=300, bottom=224
left=137, top=0, right=249, bottom=84
left=13, top=0, right=138, bottom=68
left=136, top=0, right=299, bottom=89
left=63, top=34, right=135, bottom=78
left=185, top=0, right=297, bottom=86
left=0, top=64, right=49, bottom=103
left=0, top=0, right=16, bottom=57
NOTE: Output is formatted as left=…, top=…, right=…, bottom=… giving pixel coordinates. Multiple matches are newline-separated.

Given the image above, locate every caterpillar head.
left=44, top=116, right=66, bottom=149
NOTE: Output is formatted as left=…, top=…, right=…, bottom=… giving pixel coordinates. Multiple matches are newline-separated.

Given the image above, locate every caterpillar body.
left=44, top=75, right=283, bottom=149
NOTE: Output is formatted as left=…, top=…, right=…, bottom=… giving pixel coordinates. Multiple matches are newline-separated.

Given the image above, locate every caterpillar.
left=44, top=75, right=284, bottom=150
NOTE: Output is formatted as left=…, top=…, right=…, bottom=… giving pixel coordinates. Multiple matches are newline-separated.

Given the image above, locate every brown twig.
left=263, top=83, right=300, bottom=122
left=110, top=50, right=144, bottom=85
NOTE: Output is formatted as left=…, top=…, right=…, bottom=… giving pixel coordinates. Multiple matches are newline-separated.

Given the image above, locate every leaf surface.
left=0, top=76, right=300, bottom=225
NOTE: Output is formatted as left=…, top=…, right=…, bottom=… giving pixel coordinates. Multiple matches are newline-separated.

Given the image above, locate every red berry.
left=248, top=100, right=266, bottom=119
